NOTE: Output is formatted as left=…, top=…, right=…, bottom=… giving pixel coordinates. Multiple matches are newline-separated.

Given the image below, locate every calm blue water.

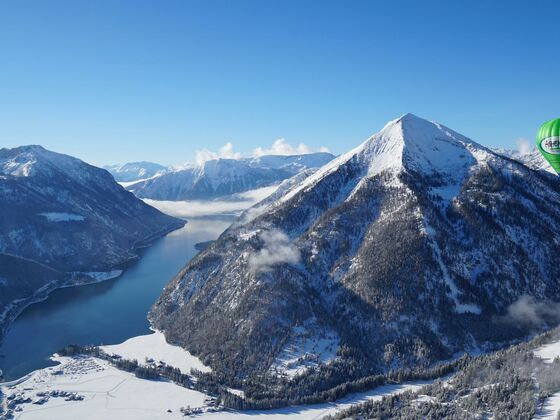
left=0, top=216, right=232, bottom=381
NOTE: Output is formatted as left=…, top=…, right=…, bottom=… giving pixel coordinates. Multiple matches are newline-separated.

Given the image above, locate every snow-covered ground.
left=117, top=173, right=164, bottom=189
left=76, top=270, right=123, bottom=282
left=118, top=178, right=150, bottom=188
left=1, top=333, right=430, bottom=419
left=1, top=355, right=209, bottom=420
left=205, top=382, right=429, bottom=420
left=38, top=212, right=85, bottom=222
left=101, top=331, right=211, bottom=374
left=534, top=338, right=560, bottom=419
left=1, top=350, right=429, bottom=420
left=534, top=339, right=560, bottom=364
left=144, top=185, right=279, bottom=219
left=270, top=327, right=340, bottom=378
left=535, top=392, right=560, bottom=420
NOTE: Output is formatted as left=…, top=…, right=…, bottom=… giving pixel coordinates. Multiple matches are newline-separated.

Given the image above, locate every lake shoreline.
left=0, top=215, right=234, bottom=383
left=0, top=221, right=185, bottom=356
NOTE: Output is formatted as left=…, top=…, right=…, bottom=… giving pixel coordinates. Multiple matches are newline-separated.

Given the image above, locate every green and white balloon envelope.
left=537, top=118, right=560, bottom=174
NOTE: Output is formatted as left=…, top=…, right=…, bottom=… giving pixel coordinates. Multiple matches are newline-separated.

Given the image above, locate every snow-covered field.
left=1, top=332, right=430, bottom=419
left=534, top=338, right=560, bottom=419
left=535, top=392, right=560, bottom=420
left=101, top=331, right=211, bottom=374
left=1, top=355, right=209, bottom=420
left=118, top=176, right=158, bottom=188
left=535, top=339, right=560, bottom=364
left=205, top=382, right=429, bottom=420
left=38, top=212, right=85, bottom=222
left=271, top=327, right=340, bottom=378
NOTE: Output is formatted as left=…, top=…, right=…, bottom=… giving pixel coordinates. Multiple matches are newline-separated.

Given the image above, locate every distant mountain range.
left=493, top=147, right=555, bottom=174
left=0, top=145, right=184, bottom=343
left=150, top=114, right=560, bottom=392
left=125, top=152, right=335, bottom=200
left=104, top=161, right=169, bottom=182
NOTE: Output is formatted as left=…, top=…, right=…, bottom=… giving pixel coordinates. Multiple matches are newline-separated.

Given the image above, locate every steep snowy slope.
left=151, top=114, right=560, bottom=385
left=129, top=153, right=335, bottom=200
left=0, top=145, right=184, bottom=342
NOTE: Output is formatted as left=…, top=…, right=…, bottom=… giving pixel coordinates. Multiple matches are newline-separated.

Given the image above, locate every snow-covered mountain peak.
left=281, top=114, right=490, bottom=203
left=363, top=113, right=487, bottom=180
left=0, top=145, right=107, bottom=184
left=1, top=145, right=61, bottom=177
left=12, top=144, right=46, bottom=153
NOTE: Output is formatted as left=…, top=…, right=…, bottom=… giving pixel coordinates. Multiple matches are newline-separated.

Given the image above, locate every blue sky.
left=1, top=0, right=558, bottom=166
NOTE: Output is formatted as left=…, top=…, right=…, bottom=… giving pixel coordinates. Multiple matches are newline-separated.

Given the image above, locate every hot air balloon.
left=536, top=118, right=560, bottom=174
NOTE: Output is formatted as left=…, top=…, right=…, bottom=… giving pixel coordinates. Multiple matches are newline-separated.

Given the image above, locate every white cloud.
left=195, top=142, right=241, bottom=166
left=248, top=229, right=300, bottom=274
left=253, top=138, right=329, bottom=157
left=142, top=186, right=277, bottom=219
left=144, top=198, right=244, bottom=218
left=516, top=138, right=533, bottom=155
left=500, top=294, right=560, bottom=329
left=187, top=139, right=329, bottom=167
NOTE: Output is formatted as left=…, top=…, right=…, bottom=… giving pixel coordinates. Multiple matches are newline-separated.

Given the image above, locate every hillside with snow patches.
left=0, top=145, right=184, bottom=343
left=127, top=152, right=335, bottom=200
left=150, top=114, right=560, bottom=396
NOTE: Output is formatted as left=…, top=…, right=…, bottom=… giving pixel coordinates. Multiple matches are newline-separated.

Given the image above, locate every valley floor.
left=0, top=332, right=429, bottom=419
left=5, top=325, right=560, bottom=419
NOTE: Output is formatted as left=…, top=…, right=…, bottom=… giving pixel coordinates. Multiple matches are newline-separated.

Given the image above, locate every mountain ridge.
left=128, top=152, right=335, bottom=200
left=104, top=161, right=169, bottom=182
